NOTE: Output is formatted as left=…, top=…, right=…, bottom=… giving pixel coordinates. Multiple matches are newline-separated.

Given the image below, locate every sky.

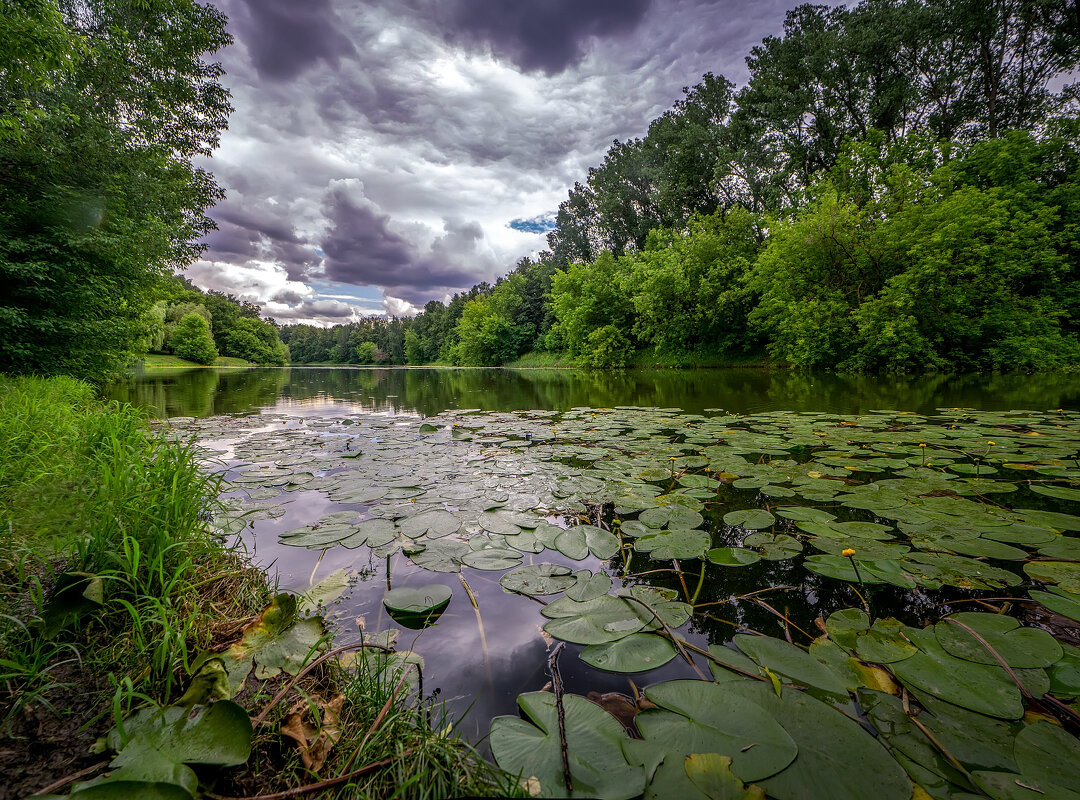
left=191, top=0, right=831, bottom=325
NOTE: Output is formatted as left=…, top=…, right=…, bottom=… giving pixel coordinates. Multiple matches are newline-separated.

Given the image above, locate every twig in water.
left=620, top=593, right=708, bottom=681
left=206, top=750, right=415, bottom=800
left=547, top=642, right=573, bottom=793
left=29, top=760, right=110, bottom=797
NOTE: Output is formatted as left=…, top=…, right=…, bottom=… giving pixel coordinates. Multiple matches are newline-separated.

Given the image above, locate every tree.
left=0, top=0, right=231, bottom=380
left=354, top=341, right=377, bottom=364
left=167, top=312, right=217, bottom=365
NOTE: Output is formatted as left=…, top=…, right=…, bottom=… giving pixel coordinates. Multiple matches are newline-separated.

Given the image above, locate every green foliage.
left=354, top=340, right=377, bottom=364
left=220, top=317, right=288, bottom=365
left=454, top=274, right=535, bottom=366
left=0, top=0, right=231, bottom=381
left=167, top=313, right=217, bottom=365
left=579, top=324, right=633, bottom=368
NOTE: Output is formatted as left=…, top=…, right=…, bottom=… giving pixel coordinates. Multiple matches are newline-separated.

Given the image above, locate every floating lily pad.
left=888, top=628, right=1028, bottom=719
left=723, top=680, right=910, bottom=800
left=541, top=594, right=650, bottom=645
left=723, top=509, right=776, bottom=530
left=636, top=529, right=711, bottom=560
left=566, top=570, right=613, bottom=602
left=490, top=692, right=644, bottom=800
left=934, top=612, right=1062, bottom=668
left=1031, top=485, right=1080, bottom=502
left=499, top=564, right=577, bottom=596
left=1024, top=561, right=1080, bottom=593
left=581, top=633, right=678, bottom=673
left=733, top=635, right=849, bottom=696
left=555, top=524, right=619, bottom=561
left=708, top=547, right=761, bottom=566
left=637, top=680, right=798, bottom=782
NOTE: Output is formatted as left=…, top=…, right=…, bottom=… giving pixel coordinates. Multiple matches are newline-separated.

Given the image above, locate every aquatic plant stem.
left=620, top=594, right=709, bottom=681
left=690, top=562, right=706, bottom=606
left=672, top=558, right=691, bottom=603
left=547, top=642, right=572, bottom=793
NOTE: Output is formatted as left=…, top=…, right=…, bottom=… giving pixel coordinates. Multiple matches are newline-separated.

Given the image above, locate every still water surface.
left=105, top=366, right=1080, bottom=746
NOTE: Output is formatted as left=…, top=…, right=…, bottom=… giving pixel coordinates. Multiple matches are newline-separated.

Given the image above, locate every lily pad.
left=637, top=680, right=798, bottom=782
left=888, top=627, right=1027, bottom=719
left=723, top=510, right=775, bottom=530
left=733, top=635, right=849, bottom=696
left=934, top=612, right=1062, bottom=668
left=490, top=692, right=645, bottom=800
left=708, top=547, right=762, bottom=566
left=541, top=595, right=650, bottom=645
left=1024, top=561, right=1080, bottom=593
left=581, top=633, right=678, bottom=673
left=500, top=564, right=577, bottom=596
left=635, top=529, right=711, bottom=560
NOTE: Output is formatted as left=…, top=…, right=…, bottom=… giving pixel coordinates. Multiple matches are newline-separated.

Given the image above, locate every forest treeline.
left=286, top=0, right=1080, bottom=372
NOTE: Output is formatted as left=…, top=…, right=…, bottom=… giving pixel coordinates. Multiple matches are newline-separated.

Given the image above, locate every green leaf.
left=581, top=633, right=677, bottom=673
left=1011, top=721, right=1080, bottom=794
left=723, top=509, right=775, bottom=530
left=542, top=595, right=649, bottom=645
left=636, top=528, right=711, bottom=560
left=733, top=635, right=849, bottom=695
left=1025, top=561, right=1080, bottom=593
left=383, top=584, right=452, bottom=614
left=889, top=628, right=1027, bottom=719
left=708, top=547, right=761, bottom=566
left=725, top=681, right=910, bottom=800
left=684, top=753, right=766, bottom=800
left=637, top=680, right=798, bottom=782
left=566, top=570, right=613, bottom=602
left=490, top=692, right=644, bottom=800
left=743, top=533, right=802, bottom=560
left=407, top=538, right=470, bottom=572
left=500, top=564, right=577, bottom=596
left=106, top=700, right=252, bottom=767
left=934, top=613, right=1062, bottom=668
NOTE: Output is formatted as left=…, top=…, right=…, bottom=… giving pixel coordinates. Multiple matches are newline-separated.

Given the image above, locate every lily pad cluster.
left=493, top=607, right=1080, bottom=800
left=169, top=406, right=1080, bottom=798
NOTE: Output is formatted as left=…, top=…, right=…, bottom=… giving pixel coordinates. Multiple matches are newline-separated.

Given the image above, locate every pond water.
left=104, top=366, right=1080, bottom=783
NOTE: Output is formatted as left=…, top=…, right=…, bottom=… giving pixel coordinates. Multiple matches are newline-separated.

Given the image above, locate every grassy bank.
left=0, top=377, right=517, bottom=799
left=140, top=354, right=255, bottom=368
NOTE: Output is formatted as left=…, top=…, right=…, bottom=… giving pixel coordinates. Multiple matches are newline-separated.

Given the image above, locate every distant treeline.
left=288, top=0, right=1080, bottom=372
left=147, top=276, right=289, bottom=366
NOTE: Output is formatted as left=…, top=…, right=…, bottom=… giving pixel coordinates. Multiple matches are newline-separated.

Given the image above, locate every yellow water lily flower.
left=842, top=548, right=857, bottom=557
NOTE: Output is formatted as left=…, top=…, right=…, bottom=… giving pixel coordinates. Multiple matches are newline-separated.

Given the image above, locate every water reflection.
left=107, top=366, right=1080, bottom=418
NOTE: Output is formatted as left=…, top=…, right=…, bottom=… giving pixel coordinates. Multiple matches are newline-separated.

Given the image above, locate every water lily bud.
left=842, top=548, right=857, bottom=558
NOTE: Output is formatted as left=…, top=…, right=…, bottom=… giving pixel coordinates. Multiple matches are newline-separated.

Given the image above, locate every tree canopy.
left=0, top=0, right=230, bottom=380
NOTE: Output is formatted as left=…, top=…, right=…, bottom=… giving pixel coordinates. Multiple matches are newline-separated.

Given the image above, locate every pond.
left=105, top=366, right=1080, bottom=799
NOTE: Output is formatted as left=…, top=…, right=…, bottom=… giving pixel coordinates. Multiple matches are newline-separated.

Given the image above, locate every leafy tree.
left=579, top=325, right=633, bottom=368
left=167, top=312, right=216, bottom=365
left=221, top=317, right=287, bottom=365
left=549, top=252, right=636, bottom=357
left=354, top=341, right=377, bottom=364
left=0, top=0, right=231, bottom=380
left=454, top=275, right=534, bottom=366
left=403, top=328, right=423, bottom=364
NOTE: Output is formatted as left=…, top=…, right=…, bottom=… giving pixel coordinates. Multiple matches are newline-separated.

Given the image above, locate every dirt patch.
left=0, top=662, right=110, bottom=800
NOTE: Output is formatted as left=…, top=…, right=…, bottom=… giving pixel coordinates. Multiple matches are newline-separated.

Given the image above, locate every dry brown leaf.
left=280, top=694, right=346, bottom=773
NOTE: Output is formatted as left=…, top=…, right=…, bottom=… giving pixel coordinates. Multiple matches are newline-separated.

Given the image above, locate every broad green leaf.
left=581, top=633, right=677, bottom=673
left=490, top=692, right=644, bottom=800
left=934, top=613, right=1062, bottom=668
left=637, top=680, right=798, bottom=782
left=500, top=564, right=577, bottom=595
left=733, top=635, right=849, bottom=696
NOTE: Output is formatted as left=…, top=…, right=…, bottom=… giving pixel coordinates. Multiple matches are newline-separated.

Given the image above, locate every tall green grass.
left=0, top=375, right=268, bottom=724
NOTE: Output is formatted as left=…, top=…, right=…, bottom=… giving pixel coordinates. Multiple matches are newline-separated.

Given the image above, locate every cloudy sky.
left=191, top=0, right=826, bottom=325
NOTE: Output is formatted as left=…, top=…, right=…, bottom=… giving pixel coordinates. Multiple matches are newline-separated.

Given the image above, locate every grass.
left=0, top=375, right=519, bottom=799
left=139, top=354, right=255, bottom=368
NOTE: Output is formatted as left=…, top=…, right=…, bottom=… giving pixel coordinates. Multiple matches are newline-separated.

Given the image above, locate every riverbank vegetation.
left=284, top=0, right=1080, bottom=372
left=0, top=376, right=516, bottom=798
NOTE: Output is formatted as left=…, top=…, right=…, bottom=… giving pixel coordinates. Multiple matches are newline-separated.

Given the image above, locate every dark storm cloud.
left=197, top=0, right=848, bottom=322
left=203, top=200, right=319, bottom=280
left=228, top=0, right=358, bottom=81
left=321, top=187, right=494, bottom=306
left=269, top=299, right=360, bottom=321
left=419, top=0, right=654, bottom=74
